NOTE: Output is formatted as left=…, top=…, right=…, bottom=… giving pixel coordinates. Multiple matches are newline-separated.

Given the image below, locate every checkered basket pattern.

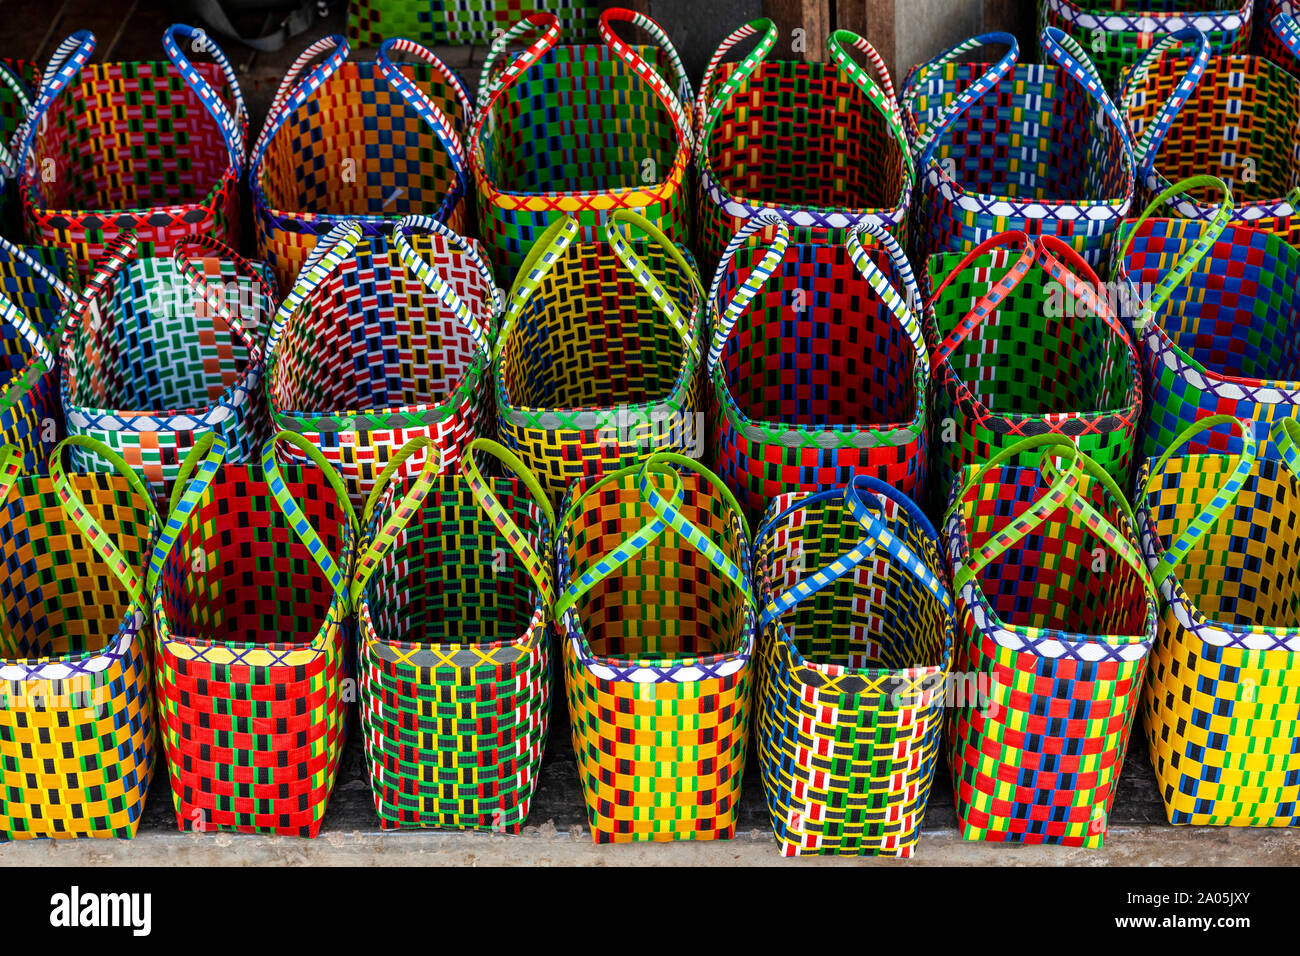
left=471, top=9, right=694, bottom=280
left=265, top=216, right=497, bottom=512
left=694, top=21, right=913, bottom=267
left=148, top=430, right=357, bottom=837
left=923, top=230, right=1142, bottom=512
left=347, top=0, right=596, bottom=46
left=1040, top=0, right=1254, bottom=93
left=902, top=28, right=1135, bottom=269
left=1260, top=1, right=1300, bottom=74
left=755, top=476, right=954, bottom=857
left=709, top=216, right=930, bottom=522
left=1120, top=19, right=1300, bottom=247
left=0, top=59, right=36, bottom=236
left=0, top=436, right=159, bottom=839
left=1116, top=176, right=1300, bottom=461
left=557, top=453, right=756, bottom=842
left=945, top=436, right=1159, bottom=846
left=356, top=437, right=554, bottom=831
left=16, top=26, right=247, bottom=278
left=496, top=210, right=704, bottom=503
left=1137, top=415, right=1300, bottom=826
left=60, top=231, right=275, bottom=501
left=250, top=35, right=472, bottom=292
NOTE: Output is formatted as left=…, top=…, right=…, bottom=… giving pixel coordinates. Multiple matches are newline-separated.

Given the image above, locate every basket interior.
left=29, top=61, right=239, bottom=211
left=271, top=233, right=492, bottom=414
left=260, top=61, right=466, bottom=218
left=760, top=490, right=948, bottom=671
left=364, top=476, right=547, bottom=645
left=156, top=465, right=350, bottom=646
left=0, top=473, right=153, bottom=660
left=957, top=464, right=1150, bottom=638
left=65, top=257, right=267, bottom=413
left=563, top=469, right=750, bottom=661
left=480, top=44, right=682, bottom=195
left=926, top=247, right=1135, bottom=415
left=717, top=236, right=920, bottom=427
left=501, top=234, right=698, bottom=410
left=1148, top=455, right=1300, bottom=629
left=703, top=59, right=906, bottom=213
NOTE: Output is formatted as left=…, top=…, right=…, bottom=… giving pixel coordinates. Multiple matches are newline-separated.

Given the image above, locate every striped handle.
left=0, top=444, right=22, bottom=504
left=1040, top=26, right=1134, bottom=168
left=1276, top=417, right=1300, bottom=481
left=1035, top=234, right=1140, bottom=373
left=494, top=215, right=581, bottom=362
left=393, top=215, right=497, bottom=357
left=604, top=209, right=703, bottom=361
left=600, top=8, right=694, bottom=149
left=149, top=431, right=230, bottom=589
left=706, top=212, right=790, bottom=376
left=827, top=30, right=914, bottom=180
left=474, top=12, right=561, bottom=117
left=844, top=222, right=928, bottom=380
left=163, top=24, right=248, bottom=174
left=172, top=232, right=277, bottom=363
left=0, top=62, right=32, bottom=176
left=0, top=235, right=76, bottom=312
left=250, top=35, right=348, bottom=173
left=263, top=218, right=365, bottom=369
left=62, top=230, right=140, bottom=338
left=1276, top=12, right=1300, bottom=59
left=15, top=31, right=96, bottom=178
left=376, top=38, right=470, bottom=186
left=912, top=32, right=1018, bottom=165
left=0, top=286, right=54, bottom=376
left=1120, top=26, right=1211, bottom=184
left=695, top=19, right=779, bottom=152
left=926, top=230, right=1036, bottom=369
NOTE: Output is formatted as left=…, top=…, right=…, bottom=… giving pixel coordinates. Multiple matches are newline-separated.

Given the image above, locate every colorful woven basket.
left=945, top=436, right=1159, bottom=847
left=347, top=0, right=596, bottom=46
left=0, top=435, right=159, bottom=839
left=557, top=453, right=756, bottom=842
left=250, top=34, right=472, bottom=291
left=16, top=26, right=247, bottom=277
left=709, top=216, right=930, bottom=520
left=902, top=28, right=1135, bottom=268
left=471, top=8, right=694, bottom=279
left=1116, top=176, right=1300, bottom=460
left=693, top=20, right=913, bottom=267
left=1120, top=19, right=1300, bottom=247
left=148, top=430, right=356, bottom=837
left=0, top=60, right=35, bottom=236
left=1138, top=415, right=1300, bottom=826
left=496, top=210, right=703, bottom=503
left=755, top=475, right=954, bottom=857
left=922, top=230, right=1143, bottom=511
left=61, top=231, right=275, bottom=501
left=265, top=216, right=498, bottom=511
left=356, top=437, right=555, bottom=832
left=1260, top=1, right=1300, bottom=74
left=1039, top=0, right=1254, bottom=92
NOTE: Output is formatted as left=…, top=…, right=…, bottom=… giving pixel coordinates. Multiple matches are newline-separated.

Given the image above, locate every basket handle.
left=1119, top=27, right=1211, bottom=185
left=599, top=8, right=695, bottom=150
left=62, top=230, right=140, bottom=338
left=1035, top=233, right=1140, bottom=372
left=0, top=62, right=32, bottom=177
left=163, top=24, right=248, bottom=175
left=393, top=215, right=497, bottom=358
left=1276, top=12, right=1300, bottom=60
left=149, top=430, right=229, bottom=589
left=1039, top=26, right=1134, bottom=169
left=913, top=32, right=1018, bottom=168
left=172, top=232, right=277, bottom=362
left=263, top=218, right=365, bottom=367
left=604, top=209, right=703, bottom=363
left=1276, top=416, right=1300, bottom=482
left=474, top=12, right=561, bottom=118
left=844, top=221, right=928, bottom=380
left=0, top=285, right=54, bottom=376
left=376, top=38, right=471, bottom=191
left=827, top=30, right=914, bottom=181
left=0, top=443, right=22, bottom=503
left=926, top=230, right=1036, bottom=369
left=14, top=31, right=97, bottom=179
left=705, top=212, right=791, bottom=377
left=695, top=18, right=779, bottom=154
left=249, top=35, right=349, bottom=175
left=48, top=434, right=161, bottom=609
left=493, top=215, right=581, bottom=363
left=1143, top=415, right=1257, bottom=583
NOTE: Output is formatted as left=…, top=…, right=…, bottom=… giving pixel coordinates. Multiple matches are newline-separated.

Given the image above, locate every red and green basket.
left=347, top=0, right=596, bottom=45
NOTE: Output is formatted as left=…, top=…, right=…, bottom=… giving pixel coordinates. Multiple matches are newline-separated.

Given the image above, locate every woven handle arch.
left=600, top=8, right=694, bottom=149
left=910, top=32, right=1018, bottom=165
left=844, top=221, right=928, bottom=380
left=695, top=19, right=779, bottom=155
left=14, top=31, right=96, bottom=179
left=705, top=212, right=791, bottom=376
left=172, top=232, right=277, bottom=363
left=376, top=38, right=471, bottom=187
left=603, top=208, right=704, bottom=362
left=827, top=30, right=914, bottom=180
left=0, top=235, right=77, bottom=314
left=62, top=230, right=140, bottom=338
left=393, top=215, right=498, bottom=359
left=262, top=218, right=365, bottom=366
left=163, top=24, right=248, bottom=174
left=0, top=286, right=54, bottom=378
left=494, top=215, right=582, bottom=361
left=249, top=35, right=348, bottom=172
left=1119, top=26, right=1212, bottom=185
left=0, top=62, right=32, bottom=176
left=925, top=230, right=1036, bottom=369
left=474, top=12, right=561, bottom=117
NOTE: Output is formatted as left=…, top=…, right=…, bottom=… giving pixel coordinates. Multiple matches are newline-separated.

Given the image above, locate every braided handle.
left=393, top=215, right=496, bottom=357
left=695, top=19, right=779, bottom=152
left=706, top=212, right=791, bottom=376
left=163, top=24, right=248, bottom=174
left=250, top=35, right=348, bottom=173
left=926, top=230, right=1036, bottom=369
left=1119, top=26, right=1211, bottom=184
left=604, top=209, right=702, bottom=361
left=494, top=216, right=581, bottom=362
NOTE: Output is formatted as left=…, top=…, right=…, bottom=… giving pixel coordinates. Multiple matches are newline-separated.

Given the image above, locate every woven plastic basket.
left=755, top=475, right=954, bottom=857
left=16, top=26, right=246, bottom=277
left=471, top=8, right=694, bottom=279
left=923, top=230, right=1143, bottom=512
left=1116, top=176, right=1300, bottom=461
left=0, top=435, right=158, bottom=839
left=0, top=60, right=35, bottom=236
left=347, top=0, right=596, bottom=45
left=709, top=216, right=930, bottom=521
left=694, top=20, right=913, bottom=267
left=496, top=210, right=704, bottom=503
left=265, top=215, right=498, bottom=512
left=1260, top=1, right=1300, bottom=74
left=902, top=28, right=1135, bottom=269
left=945, top=436, right=1159, bottom=847
left=557, top=453, right=756, bottom=842
left=60, top=231, right=275, bottom=501
left=148, top=430, right=356, bottom=837
left=1137, top=415, right=1300, bottom=826
left=356, top=437, right=555, bottom=832
left=1120, top=19, right=1300, bottom=247
left=250, top=34, right=472, bottom=292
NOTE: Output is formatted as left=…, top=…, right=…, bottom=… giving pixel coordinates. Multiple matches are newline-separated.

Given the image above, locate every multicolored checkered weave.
left=0, top=437, right=158, bottom=839
left=557, top=454, right=756, bottom=842
left=755, top=477, right=953, bottom=857
left=0, top=59, right=36, bottom=236
left=1261, top=1, right=1300, bottom=75
left=347, top=0, right=596, bottom=46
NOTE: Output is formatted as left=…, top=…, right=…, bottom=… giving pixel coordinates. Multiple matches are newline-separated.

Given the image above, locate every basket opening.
left=480, top=45, right=682, bottom=196
left=564, top=470, right=750, bottom=662
left=959, top=466, right=1150, bottom=638
left=156, top=466, right=350, bottom=646
left=1149, top=456, right=1300, bottom=629
left=703, top=59, right=906, bottom=214
left=501, top=237, right=698, bottom=411
left=364, top=478, right=547, bottom=645
left=0, top=474, right=153, bottom=661
left=260, top=62, right=466, bottom=219
left=718, top=238, right=919, bottom=428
